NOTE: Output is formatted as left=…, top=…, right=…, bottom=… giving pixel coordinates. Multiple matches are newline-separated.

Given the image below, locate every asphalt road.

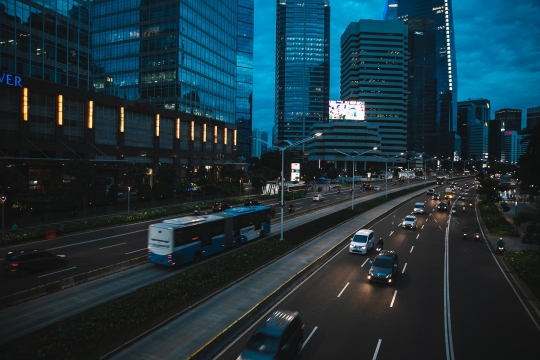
left=220, top=181, right=540, bottom=360
left=0, top=180, right=408, bottom=298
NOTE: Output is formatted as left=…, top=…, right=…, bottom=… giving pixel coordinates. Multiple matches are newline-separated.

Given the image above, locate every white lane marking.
left=421, top=224, right=425, bottom=229
left=434, top=218, right=438, bottom=222
left=390, top=290, right=397, bottom=307
left=47, top=230, right=145, bottom=251
left=99, top=242, right=126, bottom=250
left=402, top=263, right=407, bottom=273
left=444, top=216, right=455, bottom=360
left=416, top=234, right=420, bottom=239
left=410, top=246, right=414, bottom=253
left=337, top=282, right=349, bottom=298
left=372, top=339, right=382, bottom=360
left=362, top=258, right=370, bottom=267
left=392, top=222, right=394, bottom=225
left=301, top=326, right=318, bottom=352
left=37, top=267, right=77, bottom=278
left=389, top=231, right=394, bottom=236
left=296, top=207, right=302, bottom=210
left=126, top=248, right=147, bottom=255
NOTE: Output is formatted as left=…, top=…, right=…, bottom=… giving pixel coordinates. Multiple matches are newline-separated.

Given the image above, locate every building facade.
left=502, top=131, right=529, bottom=164
left=384, top=0, right=458, bottom=158
left=273, top=0, right=330, bottom=145
left=526, top=106, right=540, bottom=131
left=495, top=108, right=522, bottom=132
left=457, top=99, right=490, bottom=161
left=488, top=119, right=503, bottom=162
left=340, top=19, right=408, bottom=158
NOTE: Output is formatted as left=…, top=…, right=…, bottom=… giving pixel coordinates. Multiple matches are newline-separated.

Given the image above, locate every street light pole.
left=0, top=196, right=6, bottom=239
left=127, top=186, right=130, bottom=215
left=335, top=147, right=377, bottom=209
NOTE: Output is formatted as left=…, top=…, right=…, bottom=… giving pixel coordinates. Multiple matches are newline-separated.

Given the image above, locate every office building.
left=384, top=0, right=459, bottom=158
left=457, top=99, right=490, bottom=161
left=526, top=106, right=540, bottom=130
left=488, top=119, right=503, bottom=162
left=235, top=0, right=254, bottom=160
left=495, top=108, right=522, bottom=132
left=273, top=0, right=330, bottom=146
left=502, top=131, right=528, bottom=164
left=340, top=19, right=408, bottom=158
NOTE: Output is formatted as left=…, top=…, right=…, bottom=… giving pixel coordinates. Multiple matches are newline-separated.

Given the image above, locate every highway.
left=218, top=181, right=540, bottom=359
left=0, top=180, right=407, bottom=298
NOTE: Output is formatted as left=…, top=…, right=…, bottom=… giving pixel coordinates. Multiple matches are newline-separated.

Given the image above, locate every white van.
left=413, top=202, right=425, bottom=214
left=349, top=229, right=375, bottom=255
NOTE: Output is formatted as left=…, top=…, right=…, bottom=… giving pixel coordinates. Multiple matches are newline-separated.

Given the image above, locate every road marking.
left=301, top=326, right=318, bottom=352
left=389, top=231, right=394, bottom=236
left=444, top=219, right=455, bottom=360
left=416, top=234, right=420, bottom=239
left=362, top=258, right=370, bottom=267
left=37, top=267, right=76, bottom=278
left=402, top=263, right=407, bottom=273
left=99, top=242, right=126, bottom=250
left=47, top=230, right=145, bottom=251
left=126, top=248, right=147, bottom=254
left=296, top=207, right=302, bottom=210
left=410, top=246, right=414, bottom=253
left=337, top=282, right=349, bottom=297
left=372, top=339, right=382, bottom=360
left=421, top=224, right=425, bottom=229
left=434, top=218, right=437, bottom=222
left=390, top=290, right=397, bottom=307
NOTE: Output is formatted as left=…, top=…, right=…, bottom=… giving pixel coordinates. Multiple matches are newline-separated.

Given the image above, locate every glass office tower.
left=235, top=0, right=254, bottom=159
left=0, top=0, right=91, bottom=89
left=92, top=0, right=239, bottom=124
left=274, top=0, right=330, bottom=144
left=384, top=0, right=458, bottom=158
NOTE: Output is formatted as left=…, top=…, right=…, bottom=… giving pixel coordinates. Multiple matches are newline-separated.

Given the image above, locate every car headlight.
left=361, top=246, right=366, bottom=250
left=386, top=274, right=391, bottom=278
left=236, top=355, right=243, bottom=360
left=369, top=270, right=373, bottom=275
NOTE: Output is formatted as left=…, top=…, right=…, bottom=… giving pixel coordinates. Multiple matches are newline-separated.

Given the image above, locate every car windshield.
left=352, top=234, right=368, bottom=244
left=246, top=332, right=280, bottom=354
left=415, top=204, right=424, bottom=208
left=404, top=216, right=415, bottom=222
left=373, top=257, right=392, bottom=268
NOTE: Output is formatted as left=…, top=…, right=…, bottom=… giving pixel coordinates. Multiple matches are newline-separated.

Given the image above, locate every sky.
left=251, top=0, right=540, bottom=135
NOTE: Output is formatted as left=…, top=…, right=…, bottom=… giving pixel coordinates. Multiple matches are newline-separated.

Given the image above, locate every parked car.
left=312, top=193, right=324, bottom=201
left=368, top=250, right=399, bottom=284
left=212, top=202, right=232, bottom=212
left=4, top=249, right=66, bottom=277
left=402, top=215, right=418, bottom=229
left=349, top=229, right=375, bottom=254
left=243, top=198, right=261, bottom=206
left=239, top=310, right=304, bottom=359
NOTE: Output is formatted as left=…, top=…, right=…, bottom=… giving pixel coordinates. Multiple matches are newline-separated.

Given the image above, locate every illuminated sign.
left=329, top=100, right=365, bottom=120
left=290, top=163, right=300, bottom=182
left=0, top=72, right=22, bottom=87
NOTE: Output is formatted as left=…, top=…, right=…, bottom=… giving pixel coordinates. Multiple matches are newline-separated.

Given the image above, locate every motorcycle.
left=462, top=232, right=468, bottom=239
left=376, top=244, right=383, bottom=253
left=475, top=233, right=480, bottom=241
left=497, top=244, right=506, bottom=255
left=288, top=205, right=294, bottom=213
left=462, top=206, right=466, bottom=212
left=451, top=207, right=456, bottom=214
left=469, top=202, right=473, bottom=207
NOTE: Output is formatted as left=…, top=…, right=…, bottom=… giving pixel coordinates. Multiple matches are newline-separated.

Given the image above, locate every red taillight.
left=11, top=263, right=19, bottom=267
left=167, top=254, right=172, bottom=258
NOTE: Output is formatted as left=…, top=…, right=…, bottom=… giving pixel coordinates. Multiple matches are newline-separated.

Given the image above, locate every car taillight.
left=11, top=263, right=19, bottom=267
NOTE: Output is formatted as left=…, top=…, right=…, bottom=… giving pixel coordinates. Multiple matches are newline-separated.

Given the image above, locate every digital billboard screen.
left=329, top=100, right=365, bottom=121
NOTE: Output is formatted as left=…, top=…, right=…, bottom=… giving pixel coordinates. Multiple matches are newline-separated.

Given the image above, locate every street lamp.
left=253, top=133, right=322, bottom=240
left=400, top=153, right=421, bottom=187
left=421, top=156, right=437, bottom=184
left=127, top=186, right=130, bottom=215
left=373, top=155, right=390, bottom=197
left=0, top=195, right=6, bottom=239
left=335, top=147, right=378, bottom=209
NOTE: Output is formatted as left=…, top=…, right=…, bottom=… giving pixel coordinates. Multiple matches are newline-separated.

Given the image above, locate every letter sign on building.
left=0, top=72, right=22, bottom=87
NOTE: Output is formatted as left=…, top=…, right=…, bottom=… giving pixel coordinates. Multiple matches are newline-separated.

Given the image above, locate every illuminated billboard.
left=329, top=100, right=365, bottom=120
left=290, top=163, right=300, bottom=182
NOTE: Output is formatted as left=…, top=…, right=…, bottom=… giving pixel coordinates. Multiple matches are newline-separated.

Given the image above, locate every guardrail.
left=0, top=255, right=147, bottom=310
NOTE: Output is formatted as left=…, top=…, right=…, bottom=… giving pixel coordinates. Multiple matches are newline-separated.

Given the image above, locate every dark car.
left=4, top=249, right=66, bottom=277
left=368, top=250, right=399, bottom=284
left=239, top=310, right=304, bottom=360
left=244, top=198, right=262, bottom=206
left=437, top=202, right=448, bottom=211
left=432, top=193, right=441, bottom=200
left=426, top=189, right=434, bottom=196
left=212, top=202, right=232, bottom=212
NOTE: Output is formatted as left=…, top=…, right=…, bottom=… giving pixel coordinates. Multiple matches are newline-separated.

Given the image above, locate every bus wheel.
left=194, top=252, right=202, bottom=262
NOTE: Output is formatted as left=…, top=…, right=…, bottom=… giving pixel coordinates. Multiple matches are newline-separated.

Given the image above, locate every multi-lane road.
left=219, top=182, right=540, bottom=359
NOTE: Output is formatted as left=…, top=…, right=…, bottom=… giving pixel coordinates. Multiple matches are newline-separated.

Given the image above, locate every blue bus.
left=147, top=205, right=272, bottom=266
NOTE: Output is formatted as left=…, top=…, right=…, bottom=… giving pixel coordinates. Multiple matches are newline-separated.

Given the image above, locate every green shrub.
left=505, top=251, right=540, bottom=299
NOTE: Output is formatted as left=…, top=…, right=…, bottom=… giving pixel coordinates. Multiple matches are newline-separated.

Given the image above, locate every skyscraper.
left=92, top=0, right=240, bottom=125
left=384, top=0, right=458, bottom=158
left=526, top=106, right=540, bottom=131
left=495, top=108, right=522, bottom=132
left=274, top=0, right=330, bottom=145
left=457, top=99, right=490, bottom=161
left=235, top=0, right=254, bottom=159
left=340, top=19, right=408, bottom=157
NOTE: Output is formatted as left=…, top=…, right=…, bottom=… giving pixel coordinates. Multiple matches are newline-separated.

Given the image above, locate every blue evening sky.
left=252, top=0, right=540, bottom=135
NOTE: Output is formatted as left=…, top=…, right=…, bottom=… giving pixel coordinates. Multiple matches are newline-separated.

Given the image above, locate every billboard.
left=290, top=163, right=300, bottom=182
left=329, top=100, right=365, bottom=120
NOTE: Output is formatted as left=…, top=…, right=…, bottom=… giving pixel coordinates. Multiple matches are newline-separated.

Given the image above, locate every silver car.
left=312, top=193, right=324, bottom=201
left=349, top=229, right=375, bottom=254
left=402, top=215, right=417, bottom=229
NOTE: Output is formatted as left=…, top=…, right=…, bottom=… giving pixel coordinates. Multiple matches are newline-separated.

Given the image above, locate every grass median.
left=0, top=185, right=428, bottom=360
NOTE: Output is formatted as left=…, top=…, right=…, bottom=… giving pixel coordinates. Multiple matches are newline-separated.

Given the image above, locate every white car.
left=413, top=202, right=425, bottom=214
left=402, top=215, right=417, bottom=229
left=349, top=229, right=375, bottom=254
left=373, top=185, right=382, bottom=191
left=312, top=193, right=324, bottom=201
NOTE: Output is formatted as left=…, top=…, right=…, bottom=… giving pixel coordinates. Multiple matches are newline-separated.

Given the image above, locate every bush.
left=505, top=251, right=540, bottom=300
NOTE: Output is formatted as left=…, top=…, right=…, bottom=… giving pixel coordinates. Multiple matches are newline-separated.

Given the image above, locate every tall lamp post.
left=373, top=155, right=389, bottom=197
left=127, top=186, right=130, bottom=215
left=422, top=157, right=437, bottom=184
left=254, top=133, right=322, bottom=240
left=335, top=147, right=378, bottom=209
left=0, top=195, right=6, bottom=239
